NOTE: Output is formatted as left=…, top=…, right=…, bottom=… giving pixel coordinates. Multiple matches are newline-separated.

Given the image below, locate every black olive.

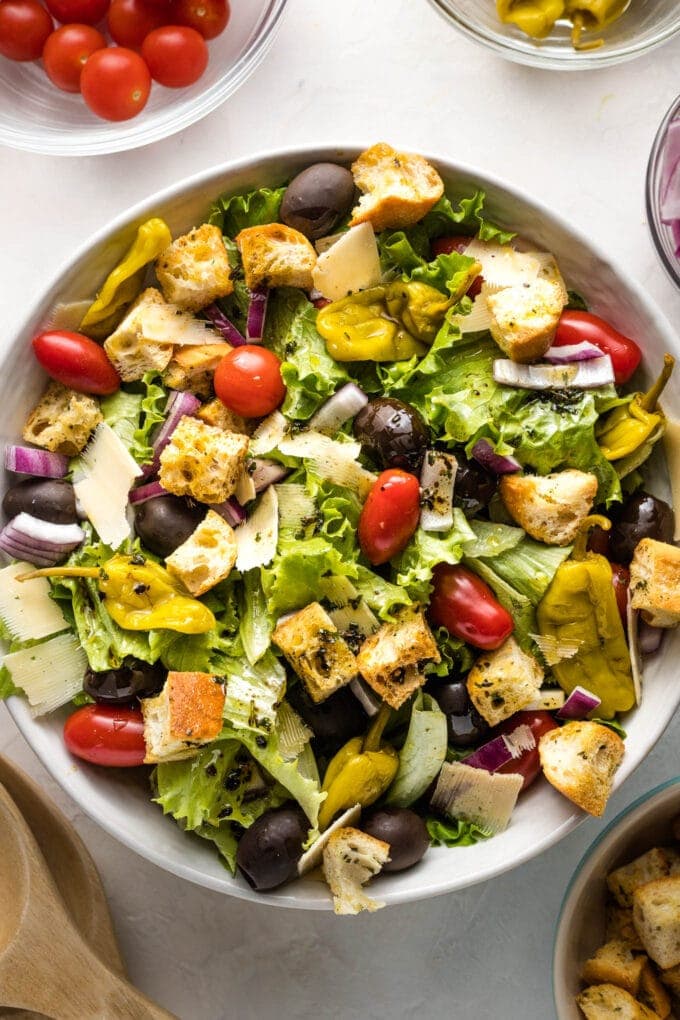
left=353, top=397, right=430, bottom=473
left=133, top=496, right=205, bottom=558
left=453, top=454, right=498, bottom=517
left=362, top=807, right=430, bottom=872
left=609, top=492, right=675, bottom=564
left=83, top=659, right=166, bottom=704
left=280, top=163, right=355, bottom=240
left=235, top=805, right=308, bottom=891
left=2, top=478, right=78, bottom=525
left=429, top=680, right=490, bottom=748
left=287, top=684, right=367, bottom=758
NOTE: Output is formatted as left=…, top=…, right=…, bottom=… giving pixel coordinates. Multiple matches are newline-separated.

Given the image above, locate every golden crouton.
left=499, top=469, right=598, bottom=546
left=165, top=510, right=237, bottom=596
left=659, top=963, right=680, bottom=996
left=142, top=671, right=225, bottom=764
left=608, top=848, right=678, bottom=909
left=633, top=877, right=680, bottom=970
left=162, top=343, right=230, bottom=399
left=236, top=223, right=317, bottom=291
left=22, top=381, right=103, bottom=457
left=576, top=984, right=663, bottom=1020
left=638, top=963, right=672, bottom=1019
left=159, top=416, right=249, bottom=505
left=103, top=288, right=174, bottom=382
left=349, top=142, right=444, bottom=232
left=538, top=721, right=625, bottom=817
left=196, top=398, right=248, bottom=435
left=606, top=904, right=645, bottom=951
left=322, top=827, right=390, bottom=916
left=272, top=602, right=358, bottom=704
left=356, top=607, right=440, bottom=710
left=485, top=274, right=567, bottom=363
left=629, top=539, right=680, bottom=629
left=155, top=223, right=233, bottom=312
left=466, top=636, right=544, bottom=726
left=582, top=940, right=647, bottom=997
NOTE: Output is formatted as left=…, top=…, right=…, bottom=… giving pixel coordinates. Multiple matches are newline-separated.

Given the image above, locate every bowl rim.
left=4, top=142, right=680, bottom=909
left=552, top=775, right=680, bottom=1015
left=424, top=0, right=680, bottom=70
left=0, top=0, right=289, bottom=157
left=646, top=92, right=680, bottom=290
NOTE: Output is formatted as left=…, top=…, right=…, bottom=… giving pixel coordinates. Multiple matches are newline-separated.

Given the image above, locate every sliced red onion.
left=129, top=480, right=169, bottom=505
left=543, top=341, right=603, bottom=364
left=0, top=513, right=84, bottom=566
left=661, top=119, right=680, bottom=202
left=466, top=724, right=536, bottom=772
left=419, top=451, right=457, bottom=532
left=210, top=498, right=246, bottom=528
left=638, top=620, right=664, bottom=655
left=671, top=219, right=680, bottom=257
left=661, top=153, right=680, bottom=223
left=471, top=438, right=521, bottom=475
left=145, top=389, right=202, bottom=477
left=250, top=458, right=290, bottom=494
left=349, top=677, right=381, bottom=717
left=0, top=534, right=55, bottom=567
left=246, top=286, right=268, bottom=341
left=308, top=383, right=369, bottom=435
left=557, top=685, right=602, bottom=720
left=203, top=303, right=246, bottom=347
left=4, top=444, right=69, bottom=478
left=493, top=356, right=614, bottom=391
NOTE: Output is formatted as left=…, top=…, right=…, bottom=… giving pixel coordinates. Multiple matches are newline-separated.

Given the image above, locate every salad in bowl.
left=1, top=143, right=679, bottom=914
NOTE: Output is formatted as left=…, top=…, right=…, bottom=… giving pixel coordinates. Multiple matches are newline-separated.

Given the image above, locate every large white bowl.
left=4, top=146, right=680, bottom=910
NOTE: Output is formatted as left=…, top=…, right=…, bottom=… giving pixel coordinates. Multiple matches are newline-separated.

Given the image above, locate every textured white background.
left=2, top=1, right=680, bottom=1016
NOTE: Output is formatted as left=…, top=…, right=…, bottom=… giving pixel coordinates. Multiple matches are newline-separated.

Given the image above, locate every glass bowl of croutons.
left=554, top=777, right=680, bottom=1018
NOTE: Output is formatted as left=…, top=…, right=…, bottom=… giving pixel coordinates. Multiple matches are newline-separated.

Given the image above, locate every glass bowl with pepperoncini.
left=424, top=0, right=680, bottom=69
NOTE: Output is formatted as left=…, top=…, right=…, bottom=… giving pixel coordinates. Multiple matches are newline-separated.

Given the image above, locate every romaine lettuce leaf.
left=463, top=520, right=525, bottom=559
left=379, top=232, right=478, bottom=297
left=55, top=576, right=154, bottom=671
left=464, top=557, right=536, bottom=649
left=0, top=664, right=19, bottom=699
left=101, top=372, right=166, bottom=467
left=425, top=815, right=491, bottom=847
left=261, top=533, right=358, bottom=620
left=478, top=538, right=571, bottom=604
left=395, top=510, right=475, bottom=603
left=386, top=692, right=447, bottom=808
left=238, top=569, right=272, bottom=666
left=208, top=185, right=286, bottom=238
left=220, top=649, right=286, bottom=735
left=352, top=565, right=413, bottom=622
left=421, top=191, right=516, bottom=246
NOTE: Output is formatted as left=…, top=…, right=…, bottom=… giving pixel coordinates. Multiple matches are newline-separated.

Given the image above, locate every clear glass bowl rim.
left=646, top=92, right=680, bottom=290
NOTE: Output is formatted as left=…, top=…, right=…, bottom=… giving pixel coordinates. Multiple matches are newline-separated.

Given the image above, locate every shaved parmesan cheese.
left=453, top=293, right=493, bottom=334
left=277, top=483, right=316, bottom=533
left=525, top=688, right=567, bottom=712
left=278, top=431, right=376, bottom=498
left=317, top=575, right=358, bottom=606
left=250, top=411, right=287, bottom=456
left=235, top=486, right=278, bottom=572
left=530, top=632, right=581, bottom=667
left=0, top=562, right=67, bottom=642
left=42, top=300, right=93, bottom=332
left=298, top=804, right=361, bottom=875
left=3, top=632, right=87, bottom=716
left=463, top=240, right=541, bottom=289
left=277, top=701, right=314, bottom=761
left=329, top=600, right=379, bottom=639
left=73, top=423, right=142, bottom=549
left=312, top=223, right=382, bottom=301
left=123, top=299, right=222, bottom=345
left=234, top=467, right=256, bottom=505
left=627, top=592, right=643, bottom=706
left=431, top=761, right=523, bottom=835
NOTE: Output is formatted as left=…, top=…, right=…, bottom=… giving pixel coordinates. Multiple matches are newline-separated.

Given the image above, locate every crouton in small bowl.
left=553, top=778, right=680, bottom=1019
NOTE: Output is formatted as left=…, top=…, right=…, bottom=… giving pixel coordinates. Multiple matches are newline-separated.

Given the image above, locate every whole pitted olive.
left=83, top=659, right=166, bottom=705
left=453, top=454, right=498, bottom=517
left=609, top=492, right=675, bottom=564
left=280, top=163, right=355, bottom=240
left=134, top=496, right=205, bottom=558
left=287, top=684, right=367, bottom=758
left=353, top=397, right=430, bottom=473
left=236, top=805, right=308, bottom=891
left=2, top=478, right=78, bottom=525
left=430, top=680, right=490, bottom=748
left=362, top=807, right=430, bottom=872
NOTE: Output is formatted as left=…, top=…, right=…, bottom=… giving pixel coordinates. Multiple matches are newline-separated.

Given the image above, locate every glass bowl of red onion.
left=647, top=93, right=680, bottom=290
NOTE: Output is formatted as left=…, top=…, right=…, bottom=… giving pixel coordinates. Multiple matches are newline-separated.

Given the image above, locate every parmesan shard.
left=3, top=632, right=87, bottom=716
left=249, top=411, right=287, bottom=456
left=462, top=240, right=541, bottom=289
left=235, top=486, right=279, bottom=572
left=311, top=223, right=382, bottom=301
left=278, top=431, right=376, bottom=498
left=73, top=423, right=142, bottom=549
left=431, top=761, right=523, bottom=835
left=298, top=804, right=362, bottom=876
left=0, top=561, right=67, bottom=641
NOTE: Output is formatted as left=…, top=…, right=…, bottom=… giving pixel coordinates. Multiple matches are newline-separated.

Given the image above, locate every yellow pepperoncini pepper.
left=496, top=0, right=566, bottom=39
left=384, top=281, right=453, bottom=346
left=19, top=555, right=215, bottom=634
left=566, top=0, right=629, bottom=49
left=80, top=218, right=173, bottom=338
left=316, top=287, right=429, bottom=363
left=318, top=703, right=399, bottom=830
left=536, top=516, right=635, bottom=719
left=597, top=355, right=675, bottom=476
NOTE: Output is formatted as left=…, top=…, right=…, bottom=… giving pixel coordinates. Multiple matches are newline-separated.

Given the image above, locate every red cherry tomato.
left=358, top=468, right=421, bottom=566
left=46, top=0, right=109, bottom=24
left=312, top=296, right=331, bottom=310
left=80, top=46, right=151, bottom=120
left=107, top=0, right=167, bottom=47
left=32, top=330, right=120, bottom=394
left=431, top=235, right=483, bottom=298
left=429, top=563, right=514, bottom=650
left=611, top=562, right=630, bottom=626
left=174, top=0, right=228, bottom=39
left=214, top=345, right=285, bottom=418
left=64, top=705, right=146, bottom=767
left=42, top=23, right=105, bottom=91
left=0, top=0, right=53, bottom=61
left=141, top=24, right=207, bottom=87
left=553, top=310, right=642, bottom=385
left=496, top=710, right=558, bottom=791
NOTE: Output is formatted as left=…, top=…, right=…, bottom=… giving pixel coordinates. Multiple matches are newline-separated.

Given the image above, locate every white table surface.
left=2, top=2, right=680, bottom=1016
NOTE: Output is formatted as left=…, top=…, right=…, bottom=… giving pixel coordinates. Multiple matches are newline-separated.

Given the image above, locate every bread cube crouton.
left=659, top=963, right=680, bottom=996
left=22, top=381, right=103, bottom=457
left=322, top=826, right=390, bottom=915
left=159, top=416, right=249, bottom=505
left=165, top=510, right=237, bottom=596
left=638, top=963, right=672, bottom=1020
left=196, top=398, right=248, bottom=436
left=466, top=636, right=544, bottom=726
left=162, top=343, right=230, bottom=399
left=235, top=223, right=317, bottom=291
left=356, top=607, right=440, bottom=710
left=582, top=941, right=647, bottom=997
left=272, top=602, right=357, bottom=704
left=155, top=223, right=233, bottom=313
left=142, top=671, right=225, bottom=764
left=349, top=142, right=444, bottom=233
left=103, top=288, right=174, bottom=382
left=606, top=904, right=645, bottom=951
left=538, top=720, right=625, bottom=817
left=576, top=984, right=663, bottom=1020
left=629, top=539, right=680, bottom=629
left=485, top=274, right=567, bottom=363
left=499, top=469, right=598, bottom=546
left=608, top=848, right=679, bottom=909
left=633, top=877, right=680, bottom=970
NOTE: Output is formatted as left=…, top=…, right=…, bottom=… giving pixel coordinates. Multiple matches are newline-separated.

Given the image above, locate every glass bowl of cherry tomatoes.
left=0, top=0, right=288, bottom=154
